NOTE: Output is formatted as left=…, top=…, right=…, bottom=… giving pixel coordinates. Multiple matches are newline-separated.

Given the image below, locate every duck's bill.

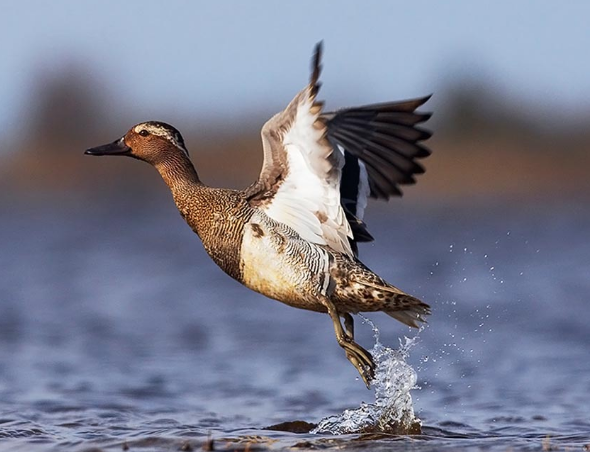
left=85, top=138, right=131, bottom=156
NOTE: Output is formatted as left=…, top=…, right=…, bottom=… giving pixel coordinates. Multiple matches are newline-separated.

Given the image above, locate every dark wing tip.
left=310, top=41, right=323, bottom=98
left=358, top=94, right=432, bottom=114
left=407, top=94, right=432, bottom=109
left=419, top=93, right=433, bottom=105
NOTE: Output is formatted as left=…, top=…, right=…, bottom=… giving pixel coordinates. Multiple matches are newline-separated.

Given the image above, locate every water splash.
left=312, top=318, right=422, bottom=435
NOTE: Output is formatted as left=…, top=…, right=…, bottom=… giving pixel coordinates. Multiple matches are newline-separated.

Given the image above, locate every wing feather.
left=244, top=43, right=433, bottom=257
left=323, top=95, right=432, bottom=201
left=245, top=42, right=354, bottom=256
left=322, top=95, right=432, bottom=254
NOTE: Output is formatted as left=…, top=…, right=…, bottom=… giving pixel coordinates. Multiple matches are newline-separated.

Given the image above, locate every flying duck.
left=85, top=43, right=432, bottom=387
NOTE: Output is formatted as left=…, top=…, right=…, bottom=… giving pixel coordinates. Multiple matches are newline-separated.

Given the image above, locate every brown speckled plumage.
left=174, top=185, right=253, bottom=281
left=85, top=43, right=432, bottom=387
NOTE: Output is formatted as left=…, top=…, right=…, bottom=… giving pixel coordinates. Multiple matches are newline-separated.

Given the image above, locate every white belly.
left=239, top=215, right=331, bottom=311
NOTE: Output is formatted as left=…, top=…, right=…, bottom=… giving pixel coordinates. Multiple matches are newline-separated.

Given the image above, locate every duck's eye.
left=138, top=130, right=149, bottom=137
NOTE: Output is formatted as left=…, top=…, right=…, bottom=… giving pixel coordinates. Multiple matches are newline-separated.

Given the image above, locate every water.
left=313, top=321, right=422, bottom=435
left=0, top=196, right=589, bottom=451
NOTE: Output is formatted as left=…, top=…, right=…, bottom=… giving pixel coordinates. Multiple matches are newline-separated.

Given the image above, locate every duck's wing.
left=323, top=96, right=432, bottom=253
left=324, top=97, right=432, bottom=217
left=244, top=42, right=354, bottom=256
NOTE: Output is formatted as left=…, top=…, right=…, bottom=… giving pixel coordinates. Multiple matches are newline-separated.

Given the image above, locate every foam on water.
left=312, top=318, right=422, bottom=435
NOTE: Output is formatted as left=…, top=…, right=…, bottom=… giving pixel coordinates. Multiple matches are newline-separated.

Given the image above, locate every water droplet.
left=312, top=326, right=422, bottom=434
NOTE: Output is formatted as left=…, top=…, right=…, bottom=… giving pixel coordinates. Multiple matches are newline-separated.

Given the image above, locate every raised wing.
left=324, top=97, right=432, bottom=210
left=244, top=42, right=354, bottom=256
left=323, top=96, right=432, bottom=253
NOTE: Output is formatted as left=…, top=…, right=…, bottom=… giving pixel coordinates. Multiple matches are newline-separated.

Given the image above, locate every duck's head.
left=85, top=121, right=189, bottom=165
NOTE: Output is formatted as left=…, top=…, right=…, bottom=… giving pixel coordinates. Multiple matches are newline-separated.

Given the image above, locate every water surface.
left=0, top=198, right=588, bottom=451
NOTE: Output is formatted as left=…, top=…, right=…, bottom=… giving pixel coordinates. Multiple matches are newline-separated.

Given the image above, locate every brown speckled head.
left=126, top=122, right=189, bottom=164
left=85, top=121, right=189, bottom=166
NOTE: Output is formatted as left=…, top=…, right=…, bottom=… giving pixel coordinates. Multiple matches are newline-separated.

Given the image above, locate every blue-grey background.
left=0, top=2, right=589, bottom=451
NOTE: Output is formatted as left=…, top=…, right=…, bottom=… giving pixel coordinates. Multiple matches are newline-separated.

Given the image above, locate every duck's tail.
left=378, top=285, right=430, bottom=328
left=331, top=255, right=431, bottom=327
left=351, top=277, right=431, bottom=328
left=385, top=293, right=431, bottom=328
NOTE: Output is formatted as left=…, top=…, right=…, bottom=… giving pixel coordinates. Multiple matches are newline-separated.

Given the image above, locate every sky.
left=2, top=1, right=590, bottom=138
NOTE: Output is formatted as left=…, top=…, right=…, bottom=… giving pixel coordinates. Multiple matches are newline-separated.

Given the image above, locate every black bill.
left=84, top=138, right=131, bottom=156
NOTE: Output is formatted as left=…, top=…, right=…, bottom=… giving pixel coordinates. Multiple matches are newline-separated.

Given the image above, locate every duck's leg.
left=341, top=312, right=374, bottom=387
left=323, top=299, right=375, bottom=387
left=342, top=313, right=354, bottom=339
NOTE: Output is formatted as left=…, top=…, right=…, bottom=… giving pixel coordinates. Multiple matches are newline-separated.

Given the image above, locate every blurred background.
left=1, top=1, right=589, bottom=450
left=2, top=1, right=590, bottom=201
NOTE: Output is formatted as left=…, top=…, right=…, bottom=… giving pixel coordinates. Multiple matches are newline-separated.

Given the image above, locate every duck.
left=85, top=43, right=432, bottom=387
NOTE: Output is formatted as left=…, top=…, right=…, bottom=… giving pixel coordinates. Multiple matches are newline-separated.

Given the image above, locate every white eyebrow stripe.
left=134, top=122, right=190, bottom=157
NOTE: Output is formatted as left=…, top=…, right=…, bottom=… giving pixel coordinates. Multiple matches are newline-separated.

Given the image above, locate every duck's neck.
left=154, top=153, right=249, bottom=282
left=154, top=153, right=215, bottom=239
left=154, top=153, right=203, bottom=195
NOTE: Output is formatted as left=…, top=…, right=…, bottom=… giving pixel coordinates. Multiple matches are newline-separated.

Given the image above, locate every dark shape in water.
left=265, top=420, right=318, bottom=434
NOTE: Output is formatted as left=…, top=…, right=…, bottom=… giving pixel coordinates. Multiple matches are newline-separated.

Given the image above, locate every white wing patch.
left=261, top=91, right=353, bottom=256
left=356, top=160, right=370, bottom=220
